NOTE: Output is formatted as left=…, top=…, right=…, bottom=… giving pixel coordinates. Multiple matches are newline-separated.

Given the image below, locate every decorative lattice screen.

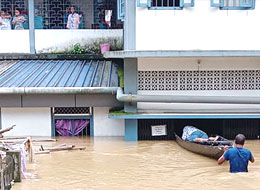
left=138, top=70, right=260, bottom=91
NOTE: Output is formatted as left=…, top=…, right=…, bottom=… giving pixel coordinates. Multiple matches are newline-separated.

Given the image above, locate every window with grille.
left=211, top=0, right=255, bottom=9
left=137, top=0, right=194, bottom=9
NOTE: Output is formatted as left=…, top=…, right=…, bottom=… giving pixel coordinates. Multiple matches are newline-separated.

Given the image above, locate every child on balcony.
left=12, top=8, right=26, bottom=30
left=0, top=9, right=11, bottom=30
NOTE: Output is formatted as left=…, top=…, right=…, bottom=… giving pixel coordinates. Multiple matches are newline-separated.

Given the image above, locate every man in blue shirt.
left=218, top=134, right=254, bottom=173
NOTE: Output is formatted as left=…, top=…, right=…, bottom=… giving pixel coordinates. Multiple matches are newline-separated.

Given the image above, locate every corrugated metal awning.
left=0, top=60, right=119, bottom=88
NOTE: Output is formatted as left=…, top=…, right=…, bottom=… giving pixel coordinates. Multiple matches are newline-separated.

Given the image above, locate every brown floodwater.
left=12, top=137, right=260, bottom=190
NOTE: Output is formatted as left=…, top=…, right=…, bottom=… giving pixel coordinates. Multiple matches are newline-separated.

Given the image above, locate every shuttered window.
left=117, top=0, right=125, bottom=21
left=210, top=0, right=255, bottom=9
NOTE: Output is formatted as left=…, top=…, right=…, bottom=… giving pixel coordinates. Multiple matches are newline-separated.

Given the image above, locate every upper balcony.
left=0, top=0, right=124, bottom=54
left=136, top=0, right=260, bottom=51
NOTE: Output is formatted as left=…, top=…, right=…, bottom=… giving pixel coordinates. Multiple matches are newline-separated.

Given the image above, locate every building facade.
left=1, top=0, right=260, bottom=140
left=105, top=0, right=260, bottom=141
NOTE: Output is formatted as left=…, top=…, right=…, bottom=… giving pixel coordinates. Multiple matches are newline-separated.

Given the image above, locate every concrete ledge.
left=104, top=50, right=260, bottom=58
left=0, top=53, right=103, bottom=60
left=109, top=113, right=260, bottom=119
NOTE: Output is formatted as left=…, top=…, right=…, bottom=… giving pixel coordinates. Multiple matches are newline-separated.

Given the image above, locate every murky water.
left=12, top=137, right=260, bottom=190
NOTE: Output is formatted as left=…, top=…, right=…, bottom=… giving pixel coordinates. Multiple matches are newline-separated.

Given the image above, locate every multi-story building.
left=105, top=0, right=260, bottom=141
left=1, top=0, right=260, bottom=141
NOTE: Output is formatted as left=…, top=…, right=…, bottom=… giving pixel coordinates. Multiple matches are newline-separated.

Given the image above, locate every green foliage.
left=118, top=65, right=124, bottom=87
left=109, top=110, right=135, bottom=116
left=71, top=43, right=85, bottom=54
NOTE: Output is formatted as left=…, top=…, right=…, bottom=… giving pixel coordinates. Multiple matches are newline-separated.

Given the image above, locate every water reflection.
left=12, top=137, right=260, bottom=190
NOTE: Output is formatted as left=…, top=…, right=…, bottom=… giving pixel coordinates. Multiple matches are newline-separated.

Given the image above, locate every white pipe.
left=116, top=87, right=260, bottom=104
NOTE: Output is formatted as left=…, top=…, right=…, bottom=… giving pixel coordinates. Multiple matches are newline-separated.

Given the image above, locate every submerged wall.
left=1, top=107, right=52, bottom=136
left=93, top=107, right=125, bottom=136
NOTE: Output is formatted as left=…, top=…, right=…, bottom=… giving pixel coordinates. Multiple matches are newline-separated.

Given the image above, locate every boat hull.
left=175, top=134, right=232, bottom=159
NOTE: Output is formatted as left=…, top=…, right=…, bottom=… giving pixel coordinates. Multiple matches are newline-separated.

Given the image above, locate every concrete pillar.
left=28, top=0, right=35, bottom=54
left=125, top=119, right=138, bottom=141
left=124, top=0, right=136, bottom=50
left=124, top=58, right=137, bottom=113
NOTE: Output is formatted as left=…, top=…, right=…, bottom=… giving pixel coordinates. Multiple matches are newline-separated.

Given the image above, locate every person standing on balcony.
left=98, top=8, right=108, bottom=29
left=66, top=6, right=81, bottom=29
left=12, top=9, right=26, bottom=30
left=0, top=9, right=11, bottom=30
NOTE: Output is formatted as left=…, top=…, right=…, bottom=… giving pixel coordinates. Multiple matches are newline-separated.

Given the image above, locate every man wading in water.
left=218, top=134, right=255, bottom=173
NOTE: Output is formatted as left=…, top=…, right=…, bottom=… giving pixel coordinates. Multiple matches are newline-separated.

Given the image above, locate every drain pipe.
left=0, top=87, right=118, bottom=95
left=116, top=87, right=260, bottom=104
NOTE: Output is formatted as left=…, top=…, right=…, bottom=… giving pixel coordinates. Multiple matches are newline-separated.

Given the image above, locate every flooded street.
left=12, top=137, right=260, bottom=190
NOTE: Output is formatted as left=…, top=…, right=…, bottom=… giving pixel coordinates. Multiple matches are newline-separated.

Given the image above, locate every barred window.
left=211, top=0, right=255, bottom=9
left=137, top=0, right=194, bottom=9
left=151, top=0, right=180, bottom=7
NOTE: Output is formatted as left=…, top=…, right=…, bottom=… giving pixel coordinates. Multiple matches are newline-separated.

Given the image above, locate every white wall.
left=0, top=29, right=123, bottom=53
left=35, top=29, right=123, bottom=53
left=1, top=107, right=51, bottom=136
left=137, top=57, right=260, bottom=113
left=136, top=0, right=260, bottom=50
left=138, top=57, right=260, bottom=70
left=93, top=107, right=125, bottom=136
left=0, top=30, right=30, bottom=53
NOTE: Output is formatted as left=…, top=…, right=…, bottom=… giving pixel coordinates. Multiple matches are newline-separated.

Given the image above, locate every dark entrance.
left=138, top=119, right=260, bottom=140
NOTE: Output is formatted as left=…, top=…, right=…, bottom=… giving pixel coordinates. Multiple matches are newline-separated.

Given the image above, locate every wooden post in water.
left=6, top=151, right=22, bottom=182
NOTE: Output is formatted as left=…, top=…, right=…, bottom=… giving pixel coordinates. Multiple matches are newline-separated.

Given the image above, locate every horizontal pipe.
left=0, top=87, right=118, bottom=95
left=116, top=87, right=260, bottom=104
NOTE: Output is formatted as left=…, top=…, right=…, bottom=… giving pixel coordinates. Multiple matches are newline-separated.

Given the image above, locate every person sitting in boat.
left=182, top=126, right=219, bottom=142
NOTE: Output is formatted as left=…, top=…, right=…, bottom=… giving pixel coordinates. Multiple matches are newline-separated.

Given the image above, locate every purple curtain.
left=55, top=119, right=89, bottom=136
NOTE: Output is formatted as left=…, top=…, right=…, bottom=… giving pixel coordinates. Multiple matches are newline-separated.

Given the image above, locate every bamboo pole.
left=0, top=125, right=16, bottom=134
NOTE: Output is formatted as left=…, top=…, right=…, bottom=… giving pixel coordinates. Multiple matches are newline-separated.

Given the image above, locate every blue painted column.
left=90, top=117, right=94, bottom=137
left=125, top=119, right=138, bottom=141
left=28, top=0, right=35, bottom=54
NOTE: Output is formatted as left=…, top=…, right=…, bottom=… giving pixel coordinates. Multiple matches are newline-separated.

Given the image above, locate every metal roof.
left=0, top=60, right=119, bottom=88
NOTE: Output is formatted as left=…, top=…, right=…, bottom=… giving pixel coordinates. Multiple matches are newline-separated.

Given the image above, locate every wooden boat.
left=175, top=134, right=233, bottom=159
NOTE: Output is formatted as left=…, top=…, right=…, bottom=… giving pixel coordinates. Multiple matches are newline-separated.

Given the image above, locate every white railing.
left=0, top=29, right=123, bottom=54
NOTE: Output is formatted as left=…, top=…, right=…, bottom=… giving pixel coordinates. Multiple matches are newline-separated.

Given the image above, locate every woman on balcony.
left=66, top=6, right=81, bottom=29
left=12, top=9, right=26, bottom=30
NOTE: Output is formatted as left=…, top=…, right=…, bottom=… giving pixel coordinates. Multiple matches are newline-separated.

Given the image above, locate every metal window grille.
left=0, top=0, right=123, bottom=29
left=54, top=107, right=90, bottom=115
left=0, top=0, right=27, bottom=16
left=151, top=0, right=180, bottom=7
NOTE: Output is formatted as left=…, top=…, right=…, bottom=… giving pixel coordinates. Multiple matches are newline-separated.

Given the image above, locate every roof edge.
left=0, top=87, right=119, bottom=95
left=0, top=53, right=104, bottom=60
left=104, top=50, right=260, bottom=58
